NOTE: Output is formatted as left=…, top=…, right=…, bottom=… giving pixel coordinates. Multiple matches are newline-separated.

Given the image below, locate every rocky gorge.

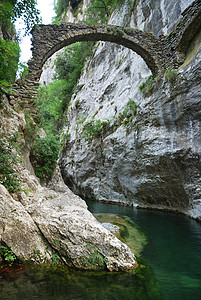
left=0, top=0, right=201, bottom=273
left=59, top=0, right=201, bottom=220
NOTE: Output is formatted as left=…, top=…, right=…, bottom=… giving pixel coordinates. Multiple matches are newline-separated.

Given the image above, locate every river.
left=0, top=200, right=201, bottom=299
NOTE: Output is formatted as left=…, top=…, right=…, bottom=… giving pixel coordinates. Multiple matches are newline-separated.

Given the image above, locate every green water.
left=0, top=200, right=201, bottom=299
left=87, top=200, right=201, bottom=300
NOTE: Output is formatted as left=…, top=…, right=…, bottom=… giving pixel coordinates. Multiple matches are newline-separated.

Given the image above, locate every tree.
left=0, top=0, right=41, bottom=34
left=86, top=0, right=124, bottom=25
left=54, top=0, right=82, bottom=18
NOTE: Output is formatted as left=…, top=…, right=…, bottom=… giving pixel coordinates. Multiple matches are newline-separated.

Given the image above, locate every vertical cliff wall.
left=59, top=0, right=201, bottom=219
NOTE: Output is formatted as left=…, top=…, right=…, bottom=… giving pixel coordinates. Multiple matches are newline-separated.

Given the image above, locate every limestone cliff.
left=59, top=0, right=201, bottom=220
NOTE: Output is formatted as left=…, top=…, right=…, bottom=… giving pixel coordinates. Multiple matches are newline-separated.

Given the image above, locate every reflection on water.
left=86, top=200, right=201, bottom=300
left=1, top=200, right=201, bottom=300
left=0, top=262, right=162, bottom=300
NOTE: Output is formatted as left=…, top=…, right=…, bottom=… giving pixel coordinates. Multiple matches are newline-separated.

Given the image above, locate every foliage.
left=124, top=27, right=133, bottom=35
left=0, top=38, right=20, bottom=91
left=0, top=1, right=14, bottom=29
left=0, top=128, right=20, bottom=193
left=119, top=99, right=137, bottom=129
left=0, top=245, right=17, bottom=263
left=0, top=0, right=41, bottom=35
left=164, top=69, right=178, bottom=84
left=37, top=80, right=69, bottom=134
left=18, top=61, right=29, bottom=79
left=138, top=75, right=160, bottom=97
left=82, top=119, right=110, bottom=142
left=54, top=0, right=82, bottom=18
left=38, top=41, right=94, bottom=124
left=30, top=136, right=60, bottom=180
left=86, top=0, right=124, bottom=25
left=55, top=42, right=93, bottom=82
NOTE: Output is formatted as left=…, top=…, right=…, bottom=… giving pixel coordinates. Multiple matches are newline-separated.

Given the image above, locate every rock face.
left=59, top=0, right=201, bottom=220
left=0, top=94, right=136, bottom=271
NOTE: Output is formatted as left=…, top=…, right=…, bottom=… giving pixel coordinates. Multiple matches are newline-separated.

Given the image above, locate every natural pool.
left=0, top=200, right=201, bottom=299
left=87, top=200, right=201, bottom=300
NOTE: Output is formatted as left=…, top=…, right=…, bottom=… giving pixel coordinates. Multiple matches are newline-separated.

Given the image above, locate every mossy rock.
left=94, top=214, right=147, bottom=257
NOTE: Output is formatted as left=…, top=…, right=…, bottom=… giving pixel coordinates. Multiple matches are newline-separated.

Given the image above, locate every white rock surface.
left=0, top=93, right=136, bottom=270
left=59, top=0, right=201, bottom=220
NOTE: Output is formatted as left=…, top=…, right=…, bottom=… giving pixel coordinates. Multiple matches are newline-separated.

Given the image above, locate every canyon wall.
left=59, top=0, right=201, bottom=219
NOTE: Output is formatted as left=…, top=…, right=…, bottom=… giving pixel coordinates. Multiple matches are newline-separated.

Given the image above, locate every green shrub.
left=0, top=245, right=17, bottom=263
left=30, top=136, right=60, bottom=180
left=82, top=119, right=110, bottom=142
left=116, top=27, right=124, bottom=37
left=37, top=80, right=68, bottom=134
left=138, top=75, right=160, bottom=97
left=52, top=42, right=93, bottom=115
left=24, top=112, right=38, bottom=143
left=121, top=99, right=137, bottom=129
left=0, top=38, right=20, bottom=90
left=86, top=0, right=125, bottom=25
left=124, top=27, right=133, bottom=35
left=54, top=0, right=82, bottom=19
left=115, top=99, right=137, bottom=130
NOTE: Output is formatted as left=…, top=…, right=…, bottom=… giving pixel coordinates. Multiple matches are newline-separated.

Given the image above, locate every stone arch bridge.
left=10, top=0, right=201, bottom=112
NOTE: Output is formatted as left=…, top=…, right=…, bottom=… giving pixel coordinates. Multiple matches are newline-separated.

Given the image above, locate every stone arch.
left=27, top=23, right=163, bottom=82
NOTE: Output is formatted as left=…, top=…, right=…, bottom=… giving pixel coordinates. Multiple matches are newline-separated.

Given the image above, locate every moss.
left=164, top=69, right=178, bottom=84
left=116, top=28, right=124, bottom=37
left=73, top=242, right=106, bottom=270
left=94, top=214, right=147, bottom=257
left=124, top=27, right=133, bottom=35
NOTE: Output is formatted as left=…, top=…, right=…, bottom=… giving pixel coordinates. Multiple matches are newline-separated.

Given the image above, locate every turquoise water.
left=87, top=200, right=201, bottom=300
left=0, top=200, right=201, bottom=299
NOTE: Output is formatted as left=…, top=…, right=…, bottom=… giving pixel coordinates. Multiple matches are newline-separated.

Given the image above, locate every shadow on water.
left=0, top=262, right=163, bottom=300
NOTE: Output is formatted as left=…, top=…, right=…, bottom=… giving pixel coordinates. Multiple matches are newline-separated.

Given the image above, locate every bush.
left=41, top=41, right=94, bottom=119
left=0, top=38, right=20, bottom=90
left=30, top=136, right=60, bottom=180
left=54, top=0, right=82, bottom=19
left=82, top=119, right=110, bottom=142
left=86, top=0, right=124, bottom=25
left=138, top=75, right=160, bottom=97
left=37, top=80, right=69, bottom=134
left=0, top=245, right=17, bottom=263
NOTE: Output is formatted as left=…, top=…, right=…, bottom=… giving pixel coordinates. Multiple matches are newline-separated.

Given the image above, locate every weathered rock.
left=0, top=184, right=52, bottom=262
left=0, top=95, right=136, bottom=271
left=59, top=0, right=201, bottom=220
left=31, top=186, right=136, bottom=271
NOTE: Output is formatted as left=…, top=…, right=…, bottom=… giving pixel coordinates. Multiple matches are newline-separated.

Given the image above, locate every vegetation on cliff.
left=37, top=41, right=94, bottom=135
left=0, top=0, right=40, bottom=92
